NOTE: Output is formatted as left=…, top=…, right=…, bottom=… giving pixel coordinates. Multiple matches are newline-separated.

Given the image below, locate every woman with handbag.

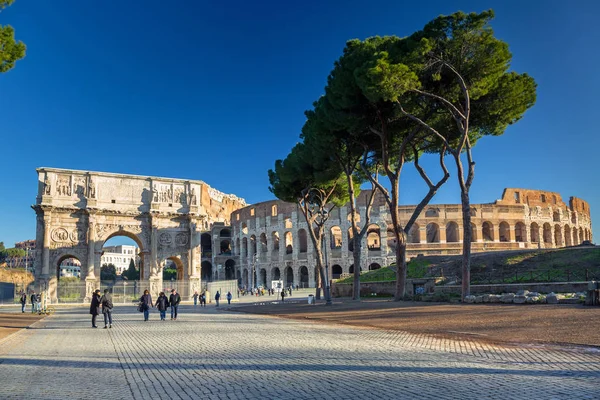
left=140, top=289, right=153, bottom=321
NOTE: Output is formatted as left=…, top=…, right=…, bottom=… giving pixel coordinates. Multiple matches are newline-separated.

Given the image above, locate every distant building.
left=59, top=258, right=81, bottom=278
left=101, top=245, right=139, bottom=275
left=6, top=240, right=36, bottom=273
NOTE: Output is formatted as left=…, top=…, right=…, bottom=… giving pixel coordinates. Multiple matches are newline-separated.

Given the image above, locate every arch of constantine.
left=32, top=168, right=593, bottom=300
left=32, top=168, right=245, bottom=302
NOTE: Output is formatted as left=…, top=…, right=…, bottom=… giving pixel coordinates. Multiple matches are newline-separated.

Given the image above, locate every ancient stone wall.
left=229, top=188, right=593, bottom=288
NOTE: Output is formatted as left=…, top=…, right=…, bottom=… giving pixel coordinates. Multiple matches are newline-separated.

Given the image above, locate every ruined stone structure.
left=230, top=189, right=593, bottom=289
left=32, top=168, right=245, bottom=302
left=32, top=167, right=593, bottom=297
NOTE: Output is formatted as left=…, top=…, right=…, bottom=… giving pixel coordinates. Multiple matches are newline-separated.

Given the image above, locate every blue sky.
left=0, top=0, right=598, bottom=247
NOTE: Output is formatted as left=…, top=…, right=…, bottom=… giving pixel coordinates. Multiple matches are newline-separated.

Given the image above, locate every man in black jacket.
left=90, top=289, right=101, bottom=328
left=100, top=289, right=114, bottom=329
left=169, top=289, right=181, bottom=320
left=30, top=291, right=37, bottom=313
left=19, top=292, right=27, bottom=313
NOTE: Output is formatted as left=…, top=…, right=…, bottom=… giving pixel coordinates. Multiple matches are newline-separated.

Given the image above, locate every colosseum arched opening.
left=332, top=264, right=342, bottom=279
left=367, top=224, right=381, bottom=250
left=530, top=222, right=539, bottom=243
left=482, top=222, right=494, bottom=241
left=272, top=267, right=280, bottom=281
left=284, top=266, right=294, bottom=287
left=426, top=223, right=440, bottom=243
left=408, top=224, right=420, bottom=243
left=515, top=222, right=526, bottom=242
left=554, top=224, right=563, bottom=246
left=369, top=263, right=381, bottom=271
left=298, top=229, right=308, bottom=253
left=285, top=232, right=293, bottom=255
left=564, top=225, right=572, bottom=246
left=499, top=222, right=510, bottom=242
left=543, top=223, right=553, bottom=246
left=299, top=266, right=309, bottom=288
left=260, top=233, right=268, bottom=253
left=271, top=231, right=279, bottom=252
left=446, top=222, right=459, bottom=243
left=330, top=226, right=342, bottom=248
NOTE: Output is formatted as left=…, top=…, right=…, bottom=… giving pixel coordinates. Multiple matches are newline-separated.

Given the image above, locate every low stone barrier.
left=435, top=282, right=589, bottom=295
left=332, top=279, right=436, bottom=298
left=463, top=289, right=586, bottom=304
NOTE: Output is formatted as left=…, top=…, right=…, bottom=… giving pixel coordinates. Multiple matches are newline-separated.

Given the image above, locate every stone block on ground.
left=501, top=293, right=515, bottom=303
left=513, top=295, right=527, bottom=304
left=546, top=293, right=559, bottom=304
left=464, top=295, right=476, bottom=304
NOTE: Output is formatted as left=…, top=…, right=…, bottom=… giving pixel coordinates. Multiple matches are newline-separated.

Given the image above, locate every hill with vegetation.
left=337, top=246, right=600, bottom=285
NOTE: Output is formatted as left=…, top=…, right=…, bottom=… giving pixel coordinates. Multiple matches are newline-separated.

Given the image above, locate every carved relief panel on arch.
left=56, top=175, right=72, bottom=196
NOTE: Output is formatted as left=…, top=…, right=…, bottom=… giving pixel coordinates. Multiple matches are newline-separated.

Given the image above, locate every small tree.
left=100, top=263, right=117, bottom=282
left=162, top=268, right=177, bottom=281
left=392, top=11, right=537, bottom=298
left=0, top=0, right=26, bottom=73
left=269, top=143, right=349, bottom=301
left=123, top=259, right=139, bottom=280
left=302, top=97, right=381, bottom=300
left=321, top=35, right=450, bottom=299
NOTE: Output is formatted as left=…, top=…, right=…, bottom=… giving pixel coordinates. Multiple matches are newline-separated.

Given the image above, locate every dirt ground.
left=0, top=313, right=45, bottom=341
left=232, top=300, right=600, bottom=348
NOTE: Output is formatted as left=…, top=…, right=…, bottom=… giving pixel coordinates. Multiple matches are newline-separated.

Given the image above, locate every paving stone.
left=0, top=305, right=598, bottom=400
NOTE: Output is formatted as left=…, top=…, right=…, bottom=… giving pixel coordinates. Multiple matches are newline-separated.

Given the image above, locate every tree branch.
left=396, top=100, right=455, bottom=155
left=411, top=88, right=465, bottom=121
left=404, top=144, right=450, bottom=234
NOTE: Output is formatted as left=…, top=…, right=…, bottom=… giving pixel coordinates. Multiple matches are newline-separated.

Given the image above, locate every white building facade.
left=101, top=245, right=139, bottom=275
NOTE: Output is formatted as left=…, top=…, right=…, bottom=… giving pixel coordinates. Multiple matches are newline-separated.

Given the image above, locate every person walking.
left=36, top=292, right=42, bottom=313
left=140, top=290, right=153, bottom=321
left=226, top=291, right=232, bottom=305
left=200, top=291, right=206, bottom=307
left=215, top=291, right=221, bottom=307
left=169, top=289, right=181, bottom=320
left=193, top=291, right=199, bottom=306
left=100, top=289, right=114, bottom=329
left=155, top=292, right=169, bottom=321
left=30, top=291, right=37, bottom=313
left=90, top=289, right=101, bottom=328
left=281, top=289, right=286, bottom=303
left=19, top=292, right=27, bottom=313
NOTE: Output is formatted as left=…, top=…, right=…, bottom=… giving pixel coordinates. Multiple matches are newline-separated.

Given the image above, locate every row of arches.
left=235, top=221, right=591, bottom=257
left=200, top=233, right=232, bottom=256
left=235, top=225, right=386, bottom=257
left=407, top=221, right=591, bottom=246
left=238, top=262, right=383, bottom=288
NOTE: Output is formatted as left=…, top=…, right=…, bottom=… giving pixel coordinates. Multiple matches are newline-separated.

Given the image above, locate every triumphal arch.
left=32, top=168, right=246, bottom=302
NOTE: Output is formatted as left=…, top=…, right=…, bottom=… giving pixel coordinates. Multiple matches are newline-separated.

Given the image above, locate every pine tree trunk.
left=389, top=183, right=407, bottom=300
left=352, top=240, right=362, bottom=300
left=314, top=246, right=323, bottom=300
left=460, top=190, right=472, bottom=299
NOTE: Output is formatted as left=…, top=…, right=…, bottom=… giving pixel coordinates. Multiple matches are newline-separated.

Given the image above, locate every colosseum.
left=222, top=188, right=593, bottom=289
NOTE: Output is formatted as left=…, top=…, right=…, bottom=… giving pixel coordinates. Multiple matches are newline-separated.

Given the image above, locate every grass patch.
left=407, top=259, right=431, bottom=279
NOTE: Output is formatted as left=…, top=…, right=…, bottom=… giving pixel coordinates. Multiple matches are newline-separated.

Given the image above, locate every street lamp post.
left=307, top=188, right=332, bottom=306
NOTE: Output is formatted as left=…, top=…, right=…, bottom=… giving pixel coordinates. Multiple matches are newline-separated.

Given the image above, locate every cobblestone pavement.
left=0, top=305, right=598, bottom=400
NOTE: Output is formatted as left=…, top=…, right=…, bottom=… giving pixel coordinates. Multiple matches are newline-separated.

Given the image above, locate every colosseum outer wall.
left=228, top=188, right=593, bottom=289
